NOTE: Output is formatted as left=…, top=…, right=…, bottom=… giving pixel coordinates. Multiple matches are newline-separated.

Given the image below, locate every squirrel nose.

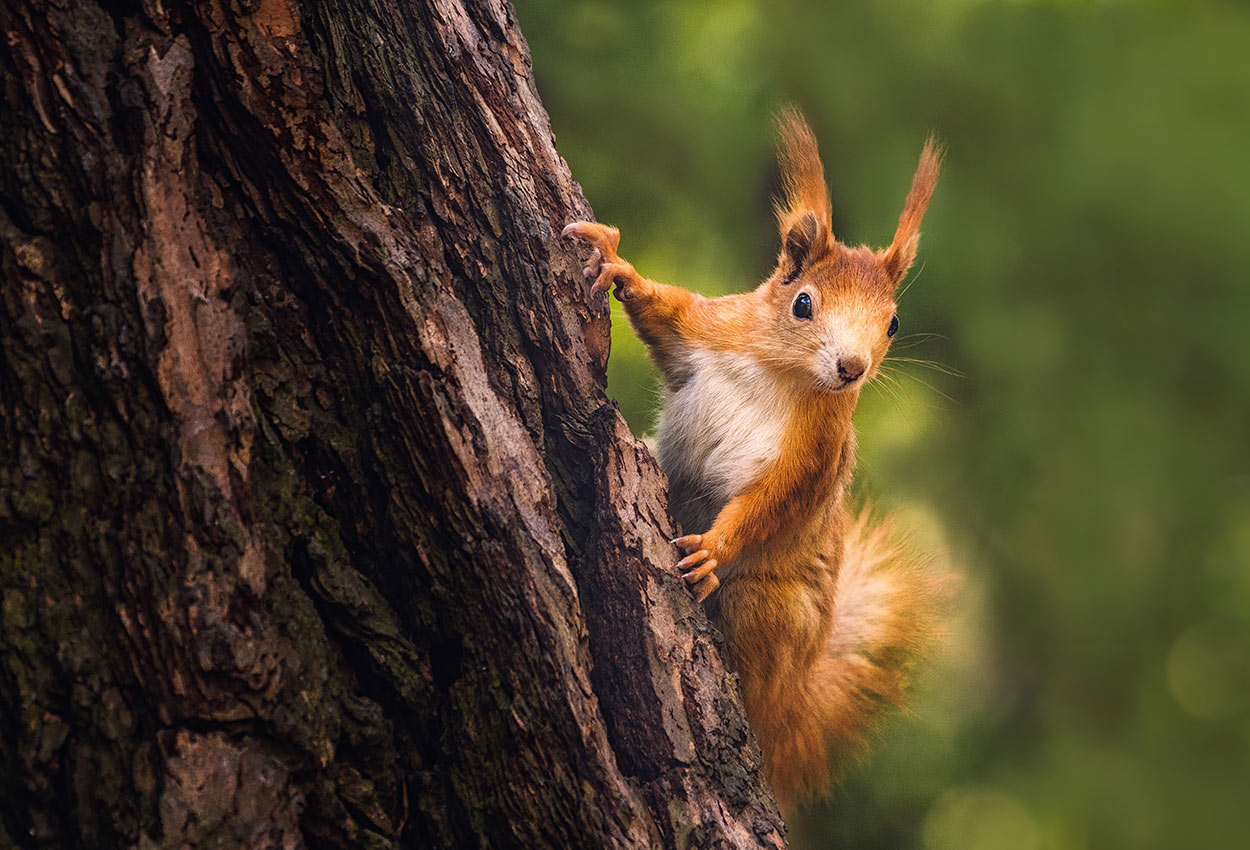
left=837, top=356, right=867, bottom=382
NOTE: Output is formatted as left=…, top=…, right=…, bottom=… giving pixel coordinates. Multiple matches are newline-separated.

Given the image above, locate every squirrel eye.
left=793, top=292, right=813, bottom=320
left=887, top=314, right=899, bottom=337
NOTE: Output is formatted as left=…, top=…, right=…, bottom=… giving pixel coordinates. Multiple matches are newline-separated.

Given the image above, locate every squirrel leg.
left=672, top=425, right=829, bottom=603
left=563, top=221, right=704, bottom=386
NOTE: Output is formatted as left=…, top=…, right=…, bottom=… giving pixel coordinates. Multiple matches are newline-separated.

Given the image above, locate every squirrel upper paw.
left=562, top=220, right=620, bottom=255
left=673, top=533, right=721, bottom=602
left=562, top=221, right=636, bottom=297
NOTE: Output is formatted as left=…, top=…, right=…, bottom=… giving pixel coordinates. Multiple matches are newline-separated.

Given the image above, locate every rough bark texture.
left=0, top=0, right=786, bottom=848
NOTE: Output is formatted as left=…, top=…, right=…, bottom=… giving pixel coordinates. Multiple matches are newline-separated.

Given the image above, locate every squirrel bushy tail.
left=755, top=510, right=945, bottom=805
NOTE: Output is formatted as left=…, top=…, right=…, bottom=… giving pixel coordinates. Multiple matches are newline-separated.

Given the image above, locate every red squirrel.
left=564, top=109, right=944, bottom=807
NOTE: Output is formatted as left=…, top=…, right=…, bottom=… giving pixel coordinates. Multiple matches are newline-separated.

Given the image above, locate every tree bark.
left=0, top=1, right=785, bottom=848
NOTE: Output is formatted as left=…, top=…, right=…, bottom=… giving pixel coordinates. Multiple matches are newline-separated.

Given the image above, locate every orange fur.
left=775, top=106, right=834, bottom=244
left=881, top=134, right=942, bottom=283
left=563, top=110, right=945, bottom=809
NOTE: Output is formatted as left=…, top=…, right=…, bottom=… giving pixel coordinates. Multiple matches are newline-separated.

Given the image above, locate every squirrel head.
left=760, top=108, right=941, bottom=394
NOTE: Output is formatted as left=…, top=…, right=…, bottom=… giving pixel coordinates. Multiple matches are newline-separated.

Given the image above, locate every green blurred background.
left=514, top=0, right=1250, bottom=847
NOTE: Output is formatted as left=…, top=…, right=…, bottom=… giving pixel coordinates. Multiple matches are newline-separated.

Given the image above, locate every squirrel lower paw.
left=562, top=221, right=639, bottom=297
left=673, top=534, right=721, bottom=601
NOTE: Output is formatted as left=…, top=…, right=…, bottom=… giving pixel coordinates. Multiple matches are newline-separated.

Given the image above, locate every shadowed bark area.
left=0, top=0, right=785, bottom=847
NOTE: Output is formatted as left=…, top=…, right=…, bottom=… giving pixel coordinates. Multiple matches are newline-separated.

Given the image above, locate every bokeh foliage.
left=515, top=1, right=1250, bottom=848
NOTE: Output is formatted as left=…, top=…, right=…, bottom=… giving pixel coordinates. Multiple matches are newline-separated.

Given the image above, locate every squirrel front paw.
left=561, top=221, right=639, bottom=297
left=673, top=533, right=722, bottom=602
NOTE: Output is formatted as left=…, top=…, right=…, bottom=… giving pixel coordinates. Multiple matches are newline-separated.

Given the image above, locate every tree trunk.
left=0, top=1, right=785, bottom=848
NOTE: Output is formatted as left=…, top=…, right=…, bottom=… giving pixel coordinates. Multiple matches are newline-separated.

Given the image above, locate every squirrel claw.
left=682, top=559, right=717, bottom=583
left=582, top=248, right=602, bottom=280
left=692, top=573, right=720, bottom=602
left=675, top=549, right=710, bottom=571
left=673, top=535, right=719, bottom=600
left=563, top=221, right=621, bottom=256
left=565, top=221, right=632, bottom=296
left=590, top=262, right=632, bottom=296
left=671, top=534, right=703, bottom=554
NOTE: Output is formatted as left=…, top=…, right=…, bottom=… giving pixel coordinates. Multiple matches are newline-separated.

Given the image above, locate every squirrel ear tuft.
left=775, top=107, right=834, bottom=279
left=785, top=211, right=823, bottom=272
left=881, top=135, right=942, bottom=286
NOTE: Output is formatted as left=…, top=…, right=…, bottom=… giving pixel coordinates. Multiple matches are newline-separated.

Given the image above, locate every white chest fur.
left=656, top=350, right=789, bottom=532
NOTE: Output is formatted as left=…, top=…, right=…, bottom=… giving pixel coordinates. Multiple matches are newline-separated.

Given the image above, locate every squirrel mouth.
left=817, top=375, right=861, bottom=393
